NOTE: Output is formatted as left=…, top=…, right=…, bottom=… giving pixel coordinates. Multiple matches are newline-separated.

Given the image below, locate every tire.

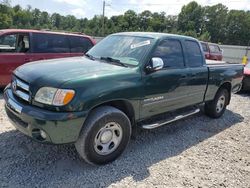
left=75, top=106, right=132, bottom=165
left=204, top=88, right=229, bottom=118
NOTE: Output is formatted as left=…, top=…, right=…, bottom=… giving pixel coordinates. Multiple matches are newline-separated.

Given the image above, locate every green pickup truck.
left=4, top=32, right=243, bottom=165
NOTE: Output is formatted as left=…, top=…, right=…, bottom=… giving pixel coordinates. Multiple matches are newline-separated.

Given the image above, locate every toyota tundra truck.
left=3, top=32, right=243, bottom=165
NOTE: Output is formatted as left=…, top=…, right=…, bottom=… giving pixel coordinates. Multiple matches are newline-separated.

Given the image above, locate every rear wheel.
left=205, top=88, right=229, bottom=118
left=75, top=106, right=131, bottom=165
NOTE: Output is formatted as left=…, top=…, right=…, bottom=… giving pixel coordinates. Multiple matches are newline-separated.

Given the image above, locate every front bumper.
left=4, top=88, right=87, bottom=144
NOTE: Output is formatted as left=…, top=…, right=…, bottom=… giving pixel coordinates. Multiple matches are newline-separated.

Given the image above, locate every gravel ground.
left=0, top=90, right=249, bottom=188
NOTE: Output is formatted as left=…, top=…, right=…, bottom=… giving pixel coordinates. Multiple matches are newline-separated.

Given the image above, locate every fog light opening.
left=32, top=129, right=47, bottom=141
left=40, top=130, right=47, bottom=139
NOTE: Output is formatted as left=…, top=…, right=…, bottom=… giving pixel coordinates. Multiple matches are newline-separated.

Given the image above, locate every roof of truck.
left=112, top=32, right=197, bottom=41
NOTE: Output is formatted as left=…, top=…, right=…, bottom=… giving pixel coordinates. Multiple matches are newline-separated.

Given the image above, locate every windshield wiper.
left=85, top=53, right=96, bottom=60
left=100, top=57, right=128, bottom=67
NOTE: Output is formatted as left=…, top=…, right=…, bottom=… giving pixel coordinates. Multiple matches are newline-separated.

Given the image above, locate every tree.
left=138, top=10, right=153, bottom=31
left=204, top=4, right=228, bottom=43
left=178, top=1, right=204, bottom=35
left=0, top=1, right=12, bottom=29
left=51, top=13, right=62, bottom=29
left=225, top=10, right=250, bottom=45
left=31, top=8, right=41, bottom=27
left=123, top=10, right=138, bottom=31
left=39, top=11, right=50, bottom=27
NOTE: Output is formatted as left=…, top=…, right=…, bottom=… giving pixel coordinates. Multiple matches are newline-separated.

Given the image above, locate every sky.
left=10, top=0, right=250, bottom=19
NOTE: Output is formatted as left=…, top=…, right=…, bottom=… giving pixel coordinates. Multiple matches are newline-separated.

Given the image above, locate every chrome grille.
left=12, top=77, right=30, bottom=103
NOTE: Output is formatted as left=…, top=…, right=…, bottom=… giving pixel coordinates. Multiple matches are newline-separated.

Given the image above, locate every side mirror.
left=146, top=57, right=164, bottom=73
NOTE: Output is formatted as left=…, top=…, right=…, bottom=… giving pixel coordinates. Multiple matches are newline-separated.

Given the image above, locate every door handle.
left=191, top=73, right=196, bottom=77
left=181, top=75, right=186, bottom=78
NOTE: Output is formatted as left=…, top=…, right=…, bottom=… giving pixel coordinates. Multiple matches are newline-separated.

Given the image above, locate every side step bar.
left=142, top=108, right=200, bottom=129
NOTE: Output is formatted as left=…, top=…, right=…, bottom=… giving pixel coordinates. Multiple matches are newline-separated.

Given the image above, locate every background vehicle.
left=242, top=63, right=250, bottom=90
left=4, top=32, right=243, bottom=165
left=0, top=29, right=95, bottom=87
left=200, top=41, right=223, bottom=61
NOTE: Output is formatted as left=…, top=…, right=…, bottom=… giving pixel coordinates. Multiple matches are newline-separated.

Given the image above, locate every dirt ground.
left=0, top=90, right=249, bottom=188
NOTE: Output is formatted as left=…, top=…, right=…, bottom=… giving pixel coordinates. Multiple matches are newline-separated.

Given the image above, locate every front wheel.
left=75, top=106, right=131, bottom=165
left=204, top=88, right=229, bottom=118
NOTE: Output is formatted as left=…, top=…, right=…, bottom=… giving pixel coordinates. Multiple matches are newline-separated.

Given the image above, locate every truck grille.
left=12, top=76, right=30, bottom=103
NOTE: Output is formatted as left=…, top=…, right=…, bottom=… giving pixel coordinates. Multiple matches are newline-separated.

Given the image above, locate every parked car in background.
left=0, top=29, right=95, bottom=87
left=200, top=41, right=223, bottom=61
left=242, top=63, right=250, bottom=90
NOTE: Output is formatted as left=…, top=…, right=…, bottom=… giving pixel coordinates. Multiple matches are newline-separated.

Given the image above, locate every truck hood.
left=14, top=56, right=134, bottom=88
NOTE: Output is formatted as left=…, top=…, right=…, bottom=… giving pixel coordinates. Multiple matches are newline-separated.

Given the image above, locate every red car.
left=200, top=41, right=223, bottom=61
left=0, top=29, right=95, bottom=87
left=242, top=63, right=250, bottom=90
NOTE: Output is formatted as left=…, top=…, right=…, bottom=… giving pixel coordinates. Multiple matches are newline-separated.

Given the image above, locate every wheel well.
left=219, top=82, right=231, bottom=105
left=93, top=100, right=135, bottom=126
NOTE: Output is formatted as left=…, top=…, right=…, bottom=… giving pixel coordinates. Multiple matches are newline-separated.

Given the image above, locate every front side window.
left=87, top=35, right=156, bottom=66
left=152, top=39, right=185, bottom=68
left=33, top=33, right=70, bottom=53
left=185, top=40, right=203, bottom=67
left=0, top=34, right=29, bottom=53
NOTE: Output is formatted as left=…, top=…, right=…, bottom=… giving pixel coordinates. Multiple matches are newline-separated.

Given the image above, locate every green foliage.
left=198, top=31, right=211, bottom=42
left=0, top=1, right=250, bottom=45
left=178, top=1, right=204, bottom=35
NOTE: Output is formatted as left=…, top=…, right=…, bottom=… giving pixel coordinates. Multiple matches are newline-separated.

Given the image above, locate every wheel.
left=204, top=88, right=229, bottom=118
left=75, top=106, right=131, bottom=165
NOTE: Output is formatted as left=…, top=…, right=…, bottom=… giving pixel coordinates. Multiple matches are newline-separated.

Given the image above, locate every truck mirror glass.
left=152, top=57, right=164, bottom=71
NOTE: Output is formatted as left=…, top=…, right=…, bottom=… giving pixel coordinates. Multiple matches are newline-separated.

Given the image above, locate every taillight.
left=244, top=67, right=250, bottom=75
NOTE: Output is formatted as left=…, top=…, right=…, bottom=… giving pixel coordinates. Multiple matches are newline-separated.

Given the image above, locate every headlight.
left=35, top=87, right=75, bottom=106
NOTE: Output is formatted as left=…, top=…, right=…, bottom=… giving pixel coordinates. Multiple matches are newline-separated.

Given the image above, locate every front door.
left=141, top=39, right=191, bottom=119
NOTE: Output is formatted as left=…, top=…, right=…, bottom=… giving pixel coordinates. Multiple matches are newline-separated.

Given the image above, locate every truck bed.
left=204, top=60, right=243, bottom=101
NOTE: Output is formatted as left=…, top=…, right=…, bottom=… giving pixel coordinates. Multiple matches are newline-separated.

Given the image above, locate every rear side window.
left=209, top=44, right=221, bottom=53
left=0, top=33, right=30, bottom=53
left=152, top=39, right=185, bottom=68
left=201, top=43, right=208, bottom=52
left=184, top=40, right=203, bottom=67
left=32, top=33, right=70, bottom=53
left=69, top=36, right=93, bottom=53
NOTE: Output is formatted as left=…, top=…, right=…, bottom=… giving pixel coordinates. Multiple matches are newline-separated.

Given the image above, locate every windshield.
left=87, top=35, right=156, bottom=66
left=246, top=63, right=250, bottom=68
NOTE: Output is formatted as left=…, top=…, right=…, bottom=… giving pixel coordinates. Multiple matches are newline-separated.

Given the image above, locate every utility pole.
left=102, top=0, right=105, bottom=37
left=102, top=0, right=110, bottom=37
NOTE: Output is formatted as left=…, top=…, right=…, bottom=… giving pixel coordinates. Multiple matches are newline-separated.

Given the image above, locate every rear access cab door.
left=141, top=38, right=208, bottom=119
left=183, top=40, right=208, bottom=104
